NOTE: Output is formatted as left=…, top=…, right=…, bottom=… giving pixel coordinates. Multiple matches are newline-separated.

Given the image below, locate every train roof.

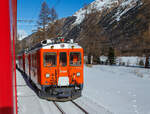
left=29, top=38, right=82, bottom=52
left=42, top=43, right=82, bottom=49
left=18, top=38, right=83, bottom=55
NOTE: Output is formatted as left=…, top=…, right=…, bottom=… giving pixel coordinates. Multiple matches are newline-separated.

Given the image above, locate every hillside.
left=17, top=0, right=150, bottom=59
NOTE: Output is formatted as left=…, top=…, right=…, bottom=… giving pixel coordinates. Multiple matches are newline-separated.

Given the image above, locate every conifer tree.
left=50, top=7, right=58, bottom=22
left=37, top=1, right=51, bottom=40
left=108, top=47, right=116, bottom=65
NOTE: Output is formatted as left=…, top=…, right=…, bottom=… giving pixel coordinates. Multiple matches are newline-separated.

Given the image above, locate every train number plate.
left=58, top=77, right=69, bottom=86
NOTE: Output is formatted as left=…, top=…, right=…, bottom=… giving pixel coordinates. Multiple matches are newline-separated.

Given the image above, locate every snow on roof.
left=42, top=43, right=82, bottom=49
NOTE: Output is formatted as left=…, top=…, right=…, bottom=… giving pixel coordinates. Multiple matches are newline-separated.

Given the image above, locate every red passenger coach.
left=25, top=53, right=31, bottom=77
left=18, top=52, right=26, bottom=72
left=18, top=38, right=84, bottom=101
left=0, top=0, right=17, bottom=114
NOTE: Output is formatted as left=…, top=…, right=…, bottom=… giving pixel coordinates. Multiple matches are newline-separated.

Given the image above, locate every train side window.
left=70, top=52, right=81, bottom=66
left=59, top=52, right=67, bottom=67
left=43, top=52, right=56, bottom=67
left=35, top=54, right=37, bottom=68
left=32, top=55, right=34, bottom=67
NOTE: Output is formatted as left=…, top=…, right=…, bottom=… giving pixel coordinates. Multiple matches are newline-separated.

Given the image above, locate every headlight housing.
left=76, top=72, right=80, bottom=77
left=45, top=73, right=50, bottom=78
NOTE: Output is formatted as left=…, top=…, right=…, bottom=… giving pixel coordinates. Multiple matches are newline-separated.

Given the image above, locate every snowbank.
left=116, top=56, right=145, bottom=66
left=99, top=56, right=146, bottom=67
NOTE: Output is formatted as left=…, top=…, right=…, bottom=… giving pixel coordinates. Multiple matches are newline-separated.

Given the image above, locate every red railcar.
left=18, top=52, right=26, bottom=72
left=18, top=39, right=84, bottom=101
left=25, top=53, right=31, bottom=77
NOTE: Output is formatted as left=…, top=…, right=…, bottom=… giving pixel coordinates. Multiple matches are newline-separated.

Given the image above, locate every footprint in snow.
left=132, top=94, right=137, bottom=97
left=106, top=92, right=110, bottom=95
left=132, top=100, right=137, bottom=103
left=133, top=105, right=137, bottom=108
left=117, top=91, right=121, bottom=94
left=128, top=91, right=131, bottom=95
left=134, top=110, right=139, bottom=114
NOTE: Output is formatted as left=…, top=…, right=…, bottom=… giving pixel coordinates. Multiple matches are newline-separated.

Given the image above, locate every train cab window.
left=44, top=52, right=56, bottom=67
left=59, top=52, right=67, bottom=67
left=70, top=52, right=81, bottom=66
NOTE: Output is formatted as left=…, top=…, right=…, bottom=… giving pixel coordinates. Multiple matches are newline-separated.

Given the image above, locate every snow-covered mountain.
left=21, top=0, right=150, bottom=57
left=73, top=0, right=142, bottom=25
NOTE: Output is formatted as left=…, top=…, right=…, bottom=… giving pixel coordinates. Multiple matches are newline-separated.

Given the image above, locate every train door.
left=68, top=49, right=84, bottom=86
left=23, top=53, right=25, bottom=72
left=43, top=51, right=57, bottom=85
left=58, top=50, right=69, bottom=86
left=28, top=54, right=31, bottom=77
left=25, top=54, right=28, bottom=75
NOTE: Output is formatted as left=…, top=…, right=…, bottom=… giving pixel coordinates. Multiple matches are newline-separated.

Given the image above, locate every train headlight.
left=76, top=72, right=80, bottom=77
left=45, top=73, right=50, bottom=78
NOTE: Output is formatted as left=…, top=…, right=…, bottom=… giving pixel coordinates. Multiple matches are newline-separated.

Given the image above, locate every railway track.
left=53, top=101, right=66, bottom=114
left=53, top=100, right=89, bottom=114
left=71, top=100, right=89, bottom=114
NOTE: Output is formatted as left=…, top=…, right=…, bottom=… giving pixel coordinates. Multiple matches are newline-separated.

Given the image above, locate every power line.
left=18, top=24, right=37, bottom=26
left=17, top=19, right=36, bottom=23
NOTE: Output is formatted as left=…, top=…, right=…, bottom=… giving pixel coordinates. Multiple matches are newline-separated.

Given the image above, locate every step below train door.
left=58, top=50, right=69, bottom=86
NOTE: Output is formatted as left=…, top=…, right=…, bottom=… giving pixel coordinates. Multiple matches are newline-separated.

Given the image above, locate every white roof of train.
left=23, top=39, right=83, bottom=53
left=42, top=43, right=82, bottom=49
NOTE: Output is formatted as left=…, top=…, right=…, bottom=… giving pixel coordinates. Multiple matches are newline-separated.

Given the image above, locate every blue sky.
left=17, top=0, right=94, bottom=40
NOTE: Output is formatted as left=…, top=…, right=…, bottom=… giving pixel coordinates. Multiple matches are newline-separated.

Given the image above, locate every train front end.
left=39, top=43, right=84, bottom=101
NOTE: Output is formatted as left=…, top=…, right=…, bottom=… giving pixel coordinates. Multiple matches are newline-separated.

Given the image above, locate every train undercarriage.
left=38, top=85, right=82, bottom=102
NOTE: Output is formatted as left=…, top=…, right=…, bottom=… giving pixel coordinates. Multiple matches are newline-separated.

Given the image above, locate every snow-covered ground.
left=17, top=65, right=150, bottom=114
left=83, top=65, right=150, bottom=114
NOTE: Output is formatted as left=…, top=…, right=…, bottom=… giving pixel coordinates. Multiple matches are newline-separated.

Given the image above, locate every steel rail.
left=71, top=100, right=89, bottom=114
left=53, top=101, right=66, bottom=114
